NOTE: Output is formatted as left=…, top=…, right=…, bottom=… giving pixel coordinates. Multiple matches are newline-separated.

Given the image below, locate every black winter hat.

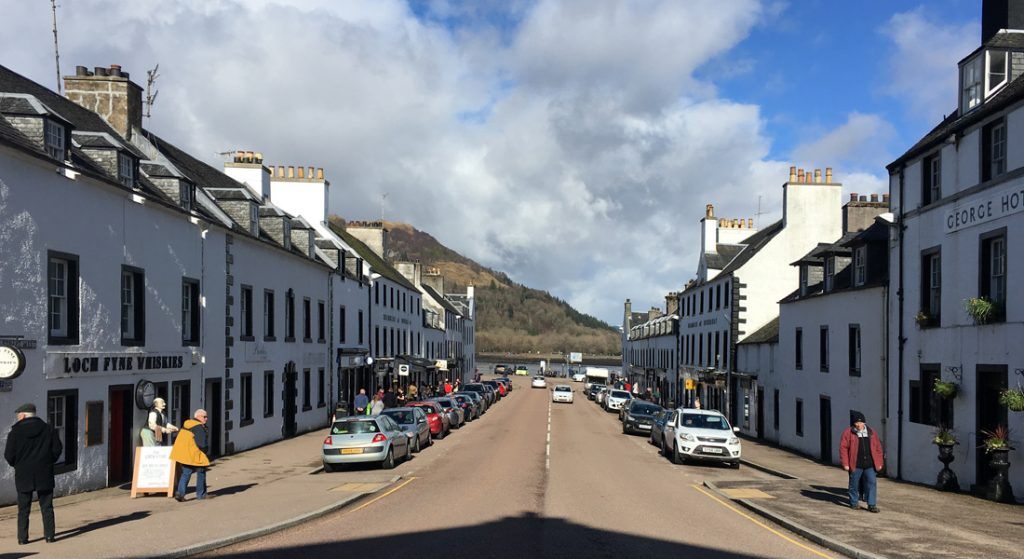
left=850, top=411, right=866, bottom=425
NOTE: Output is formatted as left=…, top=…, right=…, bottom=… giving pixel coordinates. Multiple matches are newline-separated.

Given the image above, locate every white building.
left=886, top=2, right=1024, bottom=496
left=735, top=318, right=778, bottom=439
left=621, top=298, right=678, bottom=404
left=676, top=168, right=843, bottom=421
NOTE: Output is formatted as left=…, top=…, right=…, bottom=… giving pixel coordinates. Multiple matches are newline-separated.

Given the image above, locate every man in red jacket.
left=839, top=411, right=884, bottom=513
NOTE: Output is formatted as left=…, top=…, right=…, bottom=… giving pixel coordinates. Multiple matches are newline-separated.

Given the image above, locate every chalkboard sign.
left=130, top=447, right=175, bottom=498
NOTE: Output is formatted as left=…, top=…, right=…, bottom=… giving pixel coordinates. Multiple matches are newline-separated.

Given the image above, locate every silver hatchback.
left=323, top=415, right=411, bottom=471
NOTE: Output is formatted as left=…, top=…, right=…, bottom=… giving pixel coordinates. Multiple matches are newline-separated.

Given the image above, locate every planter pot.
left=934, top=444, right=959, bottom=492
left=985, top=449, right=1016, bottom=504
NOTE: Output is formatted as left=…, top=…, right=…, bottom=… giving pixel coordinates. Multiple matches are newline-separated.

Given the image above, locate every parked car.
left=451, top=393, right=479, bottom=420
left=482, top=379, right=507, bottom=397
left=455, top=390, right=487, bottom=414
left=604, top=389, right=632, bottom=412
left=621, top=400, right=662, bottom=435
left=381, top=407, right=432, bottom=452
left=493, top=364, right=508, bottom=375
left=531, top=376, right=547, bottom=389
left=595, top=386, right=609, bottom=405
left=514, top=365, right=529, bottom=376
left=479, top=383, right=498, bottom=404
left=661, top=408, right=741, bottom=468
left=586, top=384, right=604, bottom=401
left=571, top=371, right=586, bottom=382
left=649, top=410, right=670, bottom=449
left=432, top=397, right=465, bottom=427
left=406, top=401, right=450, bottom=439
left=551, top=384, right=573, bottom=403
left=463, top=383, right=494, bottom=405
left=322, top=415, right=411, bottom=471
left=495, top=377, right=513, bottom=392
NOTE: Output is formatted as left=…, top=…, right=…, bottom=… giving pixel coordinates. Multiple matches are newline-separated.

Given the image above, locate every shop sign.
left=435, top=359, right=448, bottom=371
left=945, top=183, right=1024, bottom=233
left=46, top=351, right=189, bottom=379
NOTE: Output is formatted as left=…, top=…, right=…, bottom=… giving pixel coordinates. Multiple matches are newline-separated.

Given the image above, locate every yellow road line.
left=691, top=484, right=835, bottom=559
left=346, top=477, right=417, bottom=514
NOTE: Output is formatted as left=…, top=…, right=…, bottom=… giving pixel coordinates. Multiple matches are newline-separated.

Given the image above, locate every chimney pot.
left=287, top=166, right=295, bottom=178
left=814, top=169, right=822, bottom=183
left=883, top=193, right=891, bottom=203
left=870, top=193, right=879, bottom=202
left=789, top=166, right=797, bottom=182
left=297, top=167, right=305, bottom=179
left=255, top=152, right=263, bottom=164
left=94, top=66, right=108, bottom=77
left=859, top=195, right=867, bottom=202
left=797, top=169, right=805, bottom=182
left=245, top=150, right=254, bottom=162
left=706, top=204, right=715, bottom=218
left=308, top=166, right=314, bottom=179
left=317, top=168, right=324, bottom=180
left=109, top=64, right=122, bottom=77
left=747, top=218, right=753, bottom=228
left=75, top=65, right=89, bottom=76
left=825, top=167, right=833, bottom=183
left=850, top=192, right=858, bottom=202
left=235, top=150, right=244, bottom=163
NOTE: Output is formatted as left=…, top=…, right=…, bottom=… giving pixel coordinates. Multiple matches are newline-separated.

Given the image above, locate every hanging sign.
left=398, top=364, right=410, bottom=377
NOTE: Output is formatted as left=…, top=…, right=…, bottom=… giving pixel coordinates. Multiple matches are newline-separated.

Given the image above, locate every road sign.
left=398, top=364, right=410, bottom=376
left=569, top=352, right=583, bottom=363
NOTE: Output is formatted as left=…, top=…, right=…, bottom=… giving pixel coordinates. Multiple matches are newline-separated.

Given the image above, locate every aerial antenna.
left=144, top=64, right=160, bottom=119
left=380, top=192, right=389, bottom=222
left=755, top=195, right=764, bottom=223
left=50, top=0, right=62, bottom=94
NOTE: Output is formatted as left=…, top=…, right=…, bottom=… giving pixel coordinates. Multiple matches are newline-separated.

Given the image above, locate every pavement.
left=704, top=437, right=1024, bottom=559
left=2, top=401, right=1022, bottom=559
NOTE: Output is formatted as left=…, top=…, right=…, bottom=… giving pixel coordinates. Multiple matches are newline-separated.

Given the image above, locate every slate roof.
left=705, top=244, right=744, bottom=270
left=328, top=223, right=418, bottom=291
left=422, top=283, right=461, bottom=316
left=718, top=219, right=784, bottom=276
left=737, top=317, right=779, bottom=345
left=842, top=218, right=889, bottom=246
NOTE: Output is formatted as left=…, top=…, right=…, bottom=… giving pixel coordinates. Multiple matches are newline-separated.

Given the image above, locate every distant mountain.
left=329, top=216, right=621, bottom=355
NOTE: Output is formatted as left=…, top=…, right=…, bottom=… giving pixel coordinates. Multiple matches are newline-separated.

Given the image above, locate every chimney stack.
left=983, top=0, right=1024, bottom=45
left=64, top=64, right=143, bottom=140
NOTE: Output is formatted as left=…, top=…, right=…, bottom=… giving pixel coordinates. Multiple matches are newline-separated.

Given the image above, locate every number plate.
left=639, top=424, right=651, bottom=429
left=702, top=446, right=724, bottom=454
left=341, top=448, right=363, bottom=455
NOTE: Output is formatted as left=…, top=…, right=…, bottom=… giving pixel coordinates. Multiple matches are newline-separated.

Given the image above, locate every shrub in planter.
left=999, top=388, right=1024, bottom=412
left=932, top=427, right=958, bottom=446
left=964, top=297, right=994, bottom=325
left=933, top=380, right=959, bottom=399
left=980, top=425, right=1013, bottom=453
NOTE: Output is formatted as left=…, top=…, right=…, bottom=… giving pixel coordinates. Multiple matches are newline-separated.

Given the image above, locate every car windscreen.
left=382, top=410, right=414, bottom=424
left=453, top=396, right=469, bottom=403
left=610, top=390, right=631, bottom=399
left=464, top=385, right=484, bottom=392
left=681, top=414, right=730, bottom=430
left=436, top=399, right=454, bottom=407
left=411, top=404, right=438, bottom=414
left=331, top=420, right=379, bottom=435
left=630, top=403, right=661, bottom=415
left=554, top=386, right=571, bottom=392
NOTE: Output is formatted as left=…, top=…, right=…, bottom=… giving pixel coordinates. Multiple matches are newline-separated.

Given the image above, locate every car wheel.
left=381, top=448, right=395, bottom=470
left=323, top=462, right=339, bottom=473
left=405, top=441, right=413, bottom=461
left=413, top=435, right=421, bottom=453
left=672, top=441, right=683, bottom=464
left=622, top=423, right=629, bottom=435
left=730, top=461, right=741, bottom=470
left=426, top=432, right=433, bottom=447
left=436, top=427, right=445, bottom=440
left=660, top=437, right=668, bottom=456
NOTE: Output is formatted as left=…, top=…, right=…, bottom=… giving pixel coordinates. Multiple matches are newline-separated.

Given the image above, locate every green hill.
left=329, top=216, right=621, bottom=355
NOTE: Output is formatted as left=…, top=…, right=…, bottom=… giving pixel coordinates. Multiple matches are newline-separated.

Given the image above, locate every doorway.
left=976, top=365, right=1008, bottom=488
left=283, top=362, right=297, bottom=438
left=819, top=396, right=832, bottom=464
left=107, top=385, right=134, bottom=485
left=204, top=379, right=222, bottom=458
left=756, top=387, right=765, bottom=439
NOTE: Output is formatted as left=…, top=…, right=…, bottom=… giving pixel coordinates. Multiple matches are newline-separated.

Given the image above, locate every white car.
left=571, top=372, right=586, bottom=382
left=661, top=408, right=741, bottom=468
left=551, top=385, right=573, bottom=403
left=604, top=389, right=632, bottom=412
left=531, top=376, right=547, bottom=389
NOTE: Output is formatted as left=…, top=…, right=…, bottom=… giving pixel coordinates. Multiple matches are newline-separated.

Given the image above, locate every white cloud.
left=2, top=0, right=883, bottom=325
left=879, top=8, right=977, bottom=123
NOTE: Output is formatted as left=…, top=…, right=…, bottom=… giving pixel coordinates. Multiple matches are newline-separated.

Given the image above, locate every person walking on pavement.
left=171, top=409, right=211, bottom=502
left=840, top=411, right=884, bottom=513
left=353, top=388, right=369, bottom=415
left=383, top=386, right=397, bottom=408
left=408, top=383, right=418, bottom=402
left=4, top=403, right=62, bottom=544
left=369, top=393, right=384, bottom=415
left=396, top=388, right=406, bottom=406
left=140, top=397, right=178, bottom=446
left=444, top=379, right=453, bottom=395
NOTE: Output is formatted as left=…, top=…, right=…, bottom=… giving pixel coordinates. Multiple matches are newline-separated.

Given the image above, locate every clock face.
left=135, top=380, right=157, bottom=409
left=0, top=346, right=25, bottom=380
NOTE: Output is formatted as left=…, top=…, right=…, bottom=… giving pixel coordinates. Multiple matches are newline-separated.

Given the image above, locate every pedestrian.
left=4, top=403, right=62, bottom=544
left=453, top=379, right=461, bottom=392
left=140, top=397, right=178, bottom=447
left=652, top=387, right=661, bottom=405
left=383, top=387, right=397, bottom=408
left=396, top=388, right=407, bottom=406
left=353, top=388, right=369, bottom=415
left=369, top=394, right=384, bottom=415
left=444, top=379, right=453, bottom=395
left=624, top=381, right=632, bottom=392
left=693, top=397, right=701, bottom=409
left=171, top=409, right=211, bottom=502
left=839, top=411, right=884, bottom=513
left=408, top=383, right=418, bottom=402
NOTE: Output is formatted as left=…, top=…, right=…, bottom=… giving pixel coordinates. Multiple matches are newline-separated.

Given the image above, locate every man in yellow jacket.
left=171, top=409, right=210, bottom=501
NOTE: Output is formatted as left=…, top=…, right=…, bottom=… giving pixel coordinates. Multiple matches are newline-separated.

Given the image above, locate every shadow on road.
left=54, top=511, right=150, bottom=541
left=800, top=484, right=849, bottom=507
left=207, top=512, right=776, bottom=558
left=210, top=484, right=257, bottom=497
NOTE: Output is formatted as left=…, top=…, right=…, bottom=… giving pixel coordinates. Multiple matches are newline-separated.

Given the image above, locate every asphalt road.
left=204, top=376, right=835, bottom=559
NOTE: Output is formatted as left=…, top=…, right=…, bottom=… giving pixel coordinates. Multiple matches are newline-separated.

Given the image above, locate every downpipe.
left=896, top=168, right=906, bottom=481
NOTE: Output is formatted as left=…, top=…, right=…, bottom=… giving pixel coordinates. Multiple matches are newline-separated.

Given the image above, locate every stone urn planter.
left=935, top=443, right=960, bottom=492
left=985, top=448, right=1016, bottom=504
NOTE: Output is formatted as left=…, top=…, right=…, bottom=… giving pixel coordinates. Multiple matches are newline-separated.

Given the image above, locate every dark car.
left=622, top=400, right=663, bottom=435
left=451, top=393, right=479, bottom=420
left=586, top=384, right=605, bottom=401
left=493, top=364, right=508, bottom=375
left=463, top=383, right=494, bottom=405
left=381, top=406, right=432, bottom=452
left=433, top=397, right=465, bottom=427
left=649, top=410, right=670, bottom=449
left=455, top=390, right=487, bottom=414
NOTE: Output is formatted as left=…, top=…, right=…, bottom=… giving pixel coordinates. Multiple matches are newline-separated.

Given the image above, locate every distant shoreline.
left=476, top=352, right=622, bottom=367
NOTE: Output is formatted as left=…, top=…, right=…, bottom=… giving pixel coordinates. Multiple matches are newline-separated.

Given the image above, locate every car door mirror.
left=733, top=426, right=740, bottom=433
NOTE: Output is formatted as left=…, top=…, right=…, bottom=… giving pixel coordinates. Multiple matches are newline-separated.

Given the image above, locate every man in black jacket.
left=4, top=403, right=63, bottom=544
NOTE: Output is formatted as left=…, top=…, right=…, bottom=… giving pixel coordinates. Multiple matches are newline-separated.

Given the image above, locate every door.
left=756, top=387, right=765, bottom=439
left=107, top=385, right=134, bottom=485
left=819, top=396, right=832, bottom=464
left=283, top=362, right=298, bottom=438
left=204, top=379, right=222, bottom=458
left=976, top=365, right=1008, bottom=487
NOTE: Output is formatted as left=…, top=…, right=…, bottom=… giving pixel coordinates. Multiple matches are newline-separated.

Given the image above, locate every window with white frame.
left=987, top=50, right=1007, bottom=95
left=44, top=119, right=65, bottom=161
left=48, top=256, right=70, bottom=339
left=121, top=267, right=145, bottom=345
left=853, top=246, right=867, bottom=286
left=981, top=232, right=1007, bottom=312
left=118, top=153, right=135, bottom=187
left=182, top=278, right=200, bottom=345
left=249, top=203, right=259, bottom=235
left=962, top=55, right=983, bottom=113
left=264, top=289, right=275, bottom=339
left=824, top=257, right=835, bottom=292
left=180, top=184, right=192, bottom=211
left=983, top=119, right=1007, bottom=182
left=47, top=390, right=77, bottom=471
left=240, top=285, right=253, bottom=339
left=922, top=152, right=941, bottom=205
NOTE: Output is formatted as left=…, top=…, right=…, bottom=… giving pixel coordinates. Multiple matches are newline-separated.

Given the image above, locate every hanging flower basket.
left=933, top=380, right=959, bottom=399
left=999, top=388, right=1024, bottom=412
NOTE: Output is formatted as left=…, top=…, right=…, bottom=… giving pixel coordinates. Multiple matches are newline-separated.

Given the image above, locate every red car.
left=483, top=380, right=506, bottom=397
left=406, top=401, right=450, bottom=439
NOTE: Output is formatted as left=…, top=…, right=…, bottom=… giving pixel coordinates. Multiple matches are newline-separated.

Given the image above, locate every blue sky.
left=0, top=0, right=987, bottom=326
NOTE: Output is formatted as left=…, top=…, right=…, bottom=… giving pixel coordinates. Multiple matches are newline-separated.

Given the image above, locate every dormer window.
left=44, top=120, right=65, bottom=161
left=824, top=257, right=835, bottom=292
left=962, top=55, right=983, bottom=113
left=799, top=266, right=809, bottom=296
left=987, top=50, right=1008, bottom=95
left=853, top=246, right=867, bottom=287
left=180, top=184, right=193, bottom=212
left=249, top=204, right=259, bottom=235
left=118, top=153, right=135, bottom=187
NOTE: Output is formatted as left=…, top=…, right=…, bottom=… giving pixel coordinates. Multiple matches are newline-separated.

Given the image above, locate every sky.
left=2, top=0, right=982, bottom=326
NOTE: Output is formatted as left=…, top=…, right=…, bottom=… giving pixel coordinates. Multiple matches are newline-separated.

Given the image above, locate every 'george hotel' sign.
left=945, top=183, right=1024, bottom=233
